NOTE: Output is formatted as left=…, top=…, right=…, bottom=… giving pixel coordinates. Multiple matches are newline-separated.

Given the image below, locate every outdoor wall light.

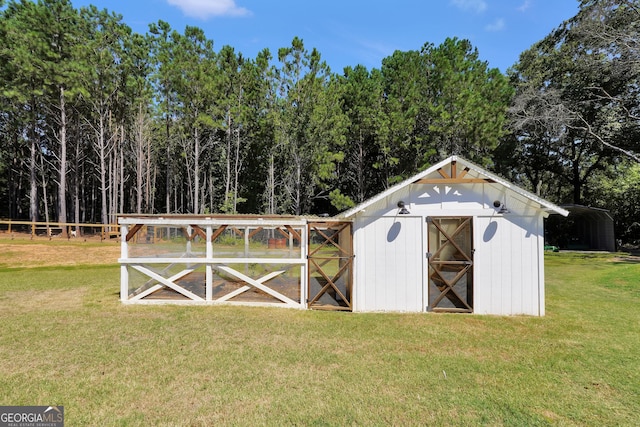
left=493, top=200, right=510, bottom=214
left=397, top=200, right=410, bottom=215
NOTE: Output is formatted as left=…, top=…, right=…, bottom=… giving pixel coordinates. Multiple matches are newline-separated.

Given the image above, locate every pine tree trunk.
left=40, top=152, right=50, bottom=228
left=267, top=154, right=275, bottom=215
left=295, top=157, right=301, bottom=215
left=194, top=123, right=200, bottom=214
left=165, top=107, right=171, bottom=214
left=74, top=138, right=80, bottom=235
left=109, top=152, right=115, bottom=225
left=99, top=114, right=108, bottom=225
left=29, top=135, right=38, bottom=222
left=119, top=126, right=125, bottom=219
left=136, top=109, right=143, bottom=213
left=233, top=128, right=241, bottom=213
left=225, top=112, right=232, bottom=207
left=58, top=86, right=68, bottom=237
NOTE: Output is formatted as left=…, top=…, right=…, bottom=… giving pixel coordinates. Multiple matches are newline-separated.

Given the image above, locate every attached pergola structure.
left=119, top=215, right=353, bottom=310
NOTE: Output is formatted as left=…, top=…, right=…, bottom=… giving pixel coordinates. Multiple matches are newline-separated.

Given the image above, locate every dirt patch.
left=1, top=288, right=88, bottom=313
left=0, top=240, right=120, bottom=268
left=612, top=256, right=640, bottom=264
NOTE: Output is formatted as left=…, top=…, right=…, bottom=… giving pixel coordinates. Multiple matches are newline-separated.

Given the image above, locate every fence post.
left=120, top=223, right=129, bottom=302
left=206, top=224, right=213, bottom=301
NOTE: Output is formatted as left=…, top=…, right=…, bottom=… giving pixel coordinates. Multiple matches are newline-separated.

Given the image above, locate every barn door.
left=427, top=217, right=474, bottom=313
left=307, top=221, right=353, bottom=311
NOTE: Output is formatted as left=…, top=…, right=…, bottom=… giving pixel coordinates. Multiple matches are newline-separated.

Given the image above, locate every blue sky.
left=71, top=0, right=580, bottom=73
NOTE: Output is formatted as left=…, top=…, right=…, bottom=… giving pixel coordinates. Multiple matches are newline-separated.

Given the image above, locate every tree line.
left=1, top=0, right=638, bottom=243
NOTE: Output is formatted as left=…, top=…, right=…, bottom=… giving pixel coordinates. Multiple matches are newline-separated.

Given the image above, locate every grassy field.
left=0, top=239, right=638, bottom=426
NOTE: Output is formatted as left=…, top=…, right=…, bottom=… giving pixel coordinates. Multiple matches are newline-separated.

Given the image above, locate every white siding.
left=343, top=156, right=565, bottom=316
left=350, top=177, right=551, bottom=315
left=473, top=215, right=543, bottom=316
left=354, top=216, right=424, bottom=312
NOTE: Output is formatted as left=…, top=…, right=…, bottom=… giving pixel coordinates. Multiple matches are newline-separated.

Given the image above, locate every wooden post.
left=289, top=231, right=293, bottom=258
left=120, top=224, right=129, bottom=302
left=244, top=226, right=249, bottom=257
left=186, top=225, right=192, bottom=256
left=206, top=225, right=213, bottom=301
left=301, top=223, right=308, bottom=308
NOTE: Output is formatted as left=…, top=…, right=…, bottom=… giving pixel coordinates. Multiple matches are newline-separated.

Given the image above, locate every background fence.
left=0, top=220, right=120, bottom=241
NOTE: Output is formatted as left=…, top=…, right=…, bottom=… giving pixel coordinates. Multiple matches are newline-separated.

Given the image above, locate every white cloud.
left=485, top=18, right=505, bottom=32
left=166, top=0, right=251, bottom=19
left=517, top=0, right=532, bottom=12
left=450, top=0, right=488, bottom=13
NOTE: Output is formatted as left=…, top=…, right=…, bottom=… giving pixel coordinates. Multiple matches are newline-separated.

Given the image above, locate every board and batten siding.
left=353, top=216, right=424, bottom=312
left=350, top=183, right=548, bottom=314
left=473, top=215, right=544, bottom=316
left=343, top=156, right=567, bottom=315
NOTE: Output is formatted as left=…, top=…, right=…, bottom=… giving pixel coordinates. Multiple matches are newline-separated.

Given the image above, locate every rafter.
left=414, top=160, right=494, bottom=184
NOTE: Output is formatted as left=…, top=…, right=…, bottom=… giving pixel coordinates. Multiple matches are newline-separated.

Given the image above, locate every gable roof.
left=337, top=155, right=569, bottom=218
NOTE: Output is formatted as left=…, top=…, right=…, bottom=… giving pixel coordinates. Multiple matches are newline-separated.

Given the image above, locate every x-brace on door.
left=427, top=217, right=474, bottom=313
left=307, top=222, right=353, bottom=311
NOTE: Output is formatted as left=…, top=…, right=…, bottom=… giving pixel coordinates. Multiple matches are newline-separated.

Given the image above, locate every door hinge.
left=426, top=252, right=432, bottom=259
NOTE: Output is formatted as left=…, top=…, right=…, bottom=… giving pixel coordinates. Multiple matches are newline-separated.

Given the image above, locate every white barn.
left=338, top=155, right=568, bottom=316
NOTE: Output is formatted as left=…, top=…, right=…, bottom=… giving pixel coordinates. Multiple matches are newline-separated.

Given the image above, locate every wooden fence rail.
left=0, top=220, right=120, bottom=241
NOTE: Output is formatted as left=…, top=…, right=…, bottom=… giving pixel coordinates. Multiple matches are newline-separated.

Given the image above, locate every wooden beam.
left=215, top=270, right=285, bottom=303
left=210, top=225, right=228, bottom=242
left=437, top=167, right=450, bottom=179
left=129, top=268, right=195, bottom=301
left=308, top=258, right=352, bottom=307
left=432, top=307, right=473, bottom=313
left=275, top=227, right=290, bottom=240
left=126, top=224, right=144, bottom=242
left=416, top=159, right=493, bottom=184
left=285, top=225, right=302, bottom=242
left=120, top=257, right=306, bottom=265
left=306, top=304, right=351, bottom=311
left=190, top=225, right=207, bottom=241
left=413, top=178, right=495, bottom=184
left=217, top=266, right=299, bottom=306
left=180, top=226, right=192, bottom=241
left=248, top=227, right=264, bottom=239
left=130, top=265, right=203, bottom=301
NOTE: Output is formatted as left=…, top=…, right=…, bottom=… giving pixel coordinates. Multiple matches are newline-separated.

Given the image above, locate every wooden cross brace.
left=129, top=265, right=203, bottom=301
left=215, top=266, right=299, bottom=307
left=308, top=223, right=350, bottom=257
left=429, top=266, right=473, bottom=311
left=308, top=258, right=352, bottom=308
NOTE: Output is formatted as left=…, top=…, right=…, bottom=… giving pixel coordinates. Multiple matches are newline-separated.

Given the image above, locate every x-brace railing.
left=307, top=222, right=353, bottom=310
left=308, top=257, right=353, bottom=309
left=214, top=265, right=299, bottom=306
left=308, top=223, right=351, bottom=258
left=430, top=218, right=472, bottom=263
left=429, top=265, right=473, bottom=311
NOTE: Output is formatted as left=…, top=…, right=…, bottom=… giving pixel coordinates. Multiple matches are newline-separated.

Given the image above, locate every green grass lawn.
left=0, top=250, right=638, bottom=425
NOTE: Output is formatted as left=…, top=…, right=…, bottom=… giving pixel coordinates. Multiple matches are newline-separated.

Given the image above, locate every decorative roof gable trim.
left=337, top=156, right=569, bottom=218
